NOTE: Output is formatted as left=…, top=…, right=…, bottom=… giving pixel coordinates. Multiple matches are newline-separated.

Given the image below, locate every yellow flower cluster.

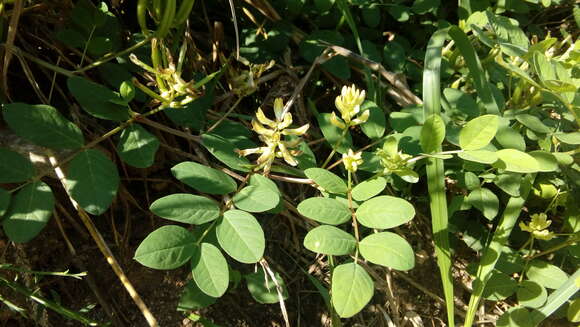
left=238, top=98, right=309, bottom=174
left=519, top=213, right=556, bottom=241
left=342, top=149, right=363, bottom=173
left=330, top=84, right=370, bottom=129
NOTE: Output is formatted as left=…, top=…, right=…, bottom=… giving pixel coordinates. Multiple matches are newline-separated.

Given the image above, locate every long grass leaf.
left=530, top=268, right=580, bottom=325
left=422, top=28, right=455, bottom=327
left=463, top=174, right=535, bottom=327
left=448, top=26, right=500, bottom=115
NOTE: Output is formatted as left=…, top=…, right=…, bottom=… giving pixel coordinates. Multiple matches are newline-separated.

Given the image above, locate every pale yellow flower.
left=342, top=149, right=363, bottom=173
left=331, top=84, right=369, bottom=129
left=238, top=98, right=309, bottom=174
left=519, top=213, right=556, bottom=241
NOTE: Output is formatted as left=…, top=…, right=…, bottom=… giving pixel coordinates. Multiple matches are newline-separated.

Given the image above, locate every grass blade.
left=530, top=268, right=580, bottom=325
left=448, top=26, right=500, bottom=115
left=422, top=28, right=455, bottom=327
left=463, top=174, right=535, bottom=326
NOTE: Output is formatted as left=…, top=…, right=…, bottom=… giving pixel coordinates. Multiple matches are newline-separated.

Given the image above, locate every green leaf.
left=496, top=149, right=540, bottom=173
left=526, top=260, right=568, bottom=289
left=245, top=270, right=289, bottom=304
left=331, top=262, right=374, bottom=318
left=178, top=281, right=217, bottom=311
left=297, top=197, right=351, bottom=225
left=515, top=114, right=551, bottom=134
left=459, top=114, right=499, bottom=150
left=233, top=185, right=279, bottom=213
left=480, top=271, right=517, bottom=301
left=65, top=149, right=119, bottom=215
left=528, top=151, right=558, bottom=172
left=0, top=148, right=34, bottom=183
left=67, top=76, right=130, bottom=121
left=568, top=298, right=580, bottom=323
left=0, top=188, right=10, bottom=218
left=192, top=243, right=229, bottom=298
left=458, top=150, right=498, bottom=164
left=249, top=174, right=280, bottom=195
left=412, top=0, right=440, bottom=14
left=494, top=173, right=521, bottom=197
left=303, top=225, right=356, bottom=255
left=496, top=125, right=526, bottom=151
left=117, top=124, right=159, bottom=168
left=201, top=133, right=251, bottom=172
left=351, top=176, right=386, bottom=201
left=497, top=307, right=535, bottom=327
left=150, top=194, right=220, bottom=225
left=355, top=195, right=415, bottom=229
left=316, top=113, right=352, bottom=154
left=2, top=182, right=54, bottom=243
left=359, top=232, right=415, bottom=271
left=304, top=168, right=347, bottom=194
left=2, top=103, right=84, bottom=149
left=420, top=114, right=446, bottom=153
left=531, top=269, right=580, bottom=325
left=134, top=225, right=196, bottom=270
left=216, top=210, right=264, bottom=263
left=171, top=161, right=237, bottom=195
left=517, top=280, right=547, bottom=308
left=467, top=188, right=499, bottom=220
left=443, top=88, right=479, bottom=118
left=554, top=132, right=580, bottom=145
left=360, top=101, right=385, bottom=140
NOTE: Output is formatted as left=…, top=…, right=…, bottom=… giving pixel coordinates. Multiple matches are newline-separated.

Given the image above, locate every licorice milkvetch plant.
left=297, top=85, right=417, bottom=318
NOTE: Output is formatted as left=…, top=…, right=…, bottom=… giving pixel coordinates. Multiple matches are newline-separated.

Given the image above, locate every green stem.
left=321, top=128, right=348, bottom=169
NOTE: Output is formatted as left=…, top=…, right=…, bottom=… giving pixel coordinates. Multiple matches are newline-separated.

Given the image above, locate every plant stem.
left=321, top=128, right=348, bottom=169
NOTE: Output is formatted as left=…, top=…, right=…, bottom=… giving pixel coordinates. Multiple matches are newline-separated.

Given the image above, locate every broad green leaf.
left=233, top=185, right=279, bottom=213
left=316, top=113, right=352, bottom=154
left=355, top=195, right=415, bottom=229
left=297, top=197, right=351, bottom=225
left=517, top=280, right=547, bottom=308
left=360, top=101, right=385, bottom=140
left=420, top=114, right=446, bottom=153
left=462, top=172, right=480, bottom=191
left=117, top=124, right=159, bottom=168
left=496, top=125, right=526, bottom=151
left=528, top=151, right=558, bottom=172
left=359, top=232, right=415, bottom=271
left=0, top=188, right=10, bottom=218
left=480, top=271, right=517, bottom=301
left=555, top=132, right=580, bottom=145
left=67, top=76, right=130, bottom=121
left=361, top=4, right=380, bottom=28
left=65, top=149, right=119, bottom=215
left=303, top=225, right=356, bottom=255
left=351, top=176, right=386, bottom=201
left=0, top=148, right=34, bottom=183
left=245, top=270, right=289, bottom=304
left=178, top=281, right=217, bottom=311
left=331, top=263, right=374, bottom=318
left=412, top=0, right=440, bottom=14
left=496, top=149, right=540, bottom=173
left=526, top=260, right=568, bottom=289
left=249, top=174, right=280, bottom=194
left=191, top=243, right=229, bottom=298
left=458, top=150, right=498, bottom=164
left=467, top=188, right=499, bottom=220
left=568, top=299, right=580, bottom=323
left=497, top=307, right=534, bottom=327
left=531, top=269, right=580, bottom=325
left=171, top=161, right=237, bottom=195
left=2, top=103, right=84, bottom=149
left=201, top=133, right=251, bottom=172
left=553, top=152, right=573, bottom=166
left=459, top=114, right=499, bottom=150
left=494, top=173, right=521, bottom=197
left=134, top=225, right=196, bottom=270
left=150, top=194, right=220, bottom=225
left=443, top=88, right=479, bottom=118
left=216, top=210, right=264, bottom=263
left=304, top=168, right=347, bottom=194
left=2, top=182, right=54, bottom=243
left=515, top=114, right=551, bottom=134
